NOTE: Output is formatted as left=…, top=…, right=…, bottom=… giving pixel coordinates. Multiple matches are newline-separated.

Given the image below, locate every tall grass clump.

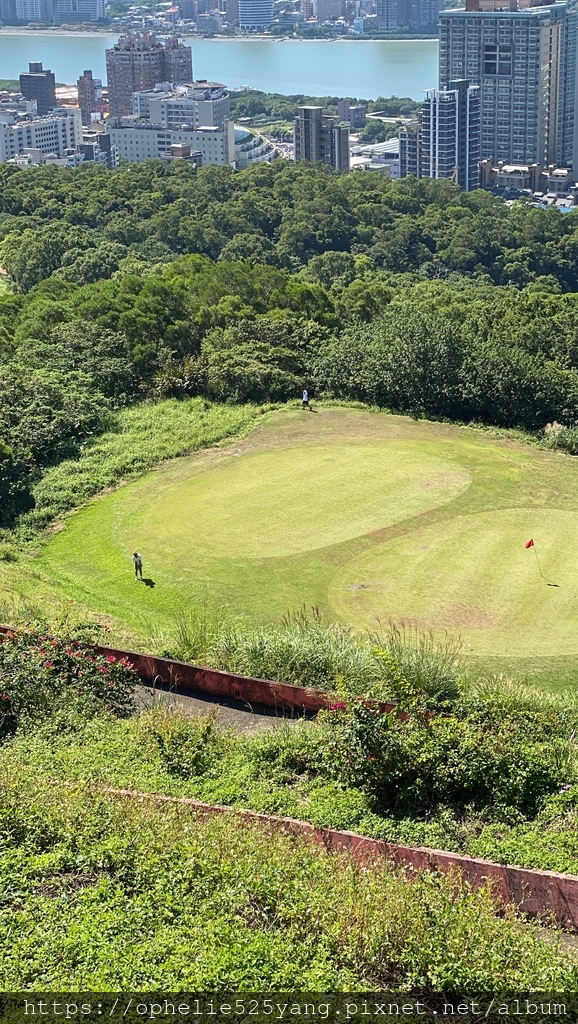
left=542, top=421, right=578, bottom=456
left=23, top=398, right=259, bottom=531
left=161, top=607, right=464, bottom=703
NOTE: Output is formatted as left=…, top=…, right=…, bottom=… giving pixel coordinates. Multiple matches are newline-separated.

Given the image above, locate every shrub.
left=0, top=776, right=576, bottom=989
left=319, top=699, right=573, bottom=817
left=0, top=625, right=137, bottom=737
left=138, top=706, right=226, bottom=778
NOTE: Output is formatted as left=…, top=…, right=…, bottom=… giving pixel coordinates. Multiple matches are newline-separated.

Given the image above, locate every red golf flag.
left=525, top=539, right=535, bottom=549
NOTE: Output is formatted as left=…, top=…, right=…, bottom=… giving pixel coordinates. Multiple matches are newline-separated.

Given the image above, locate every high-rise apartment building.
left=19, top=63, right=56, bottom=115
left=439, top=0, right=578, bottom=169
left=316, top=0, right=343, bottom=20
left=14, top=0, right=53, bottom=20
left=421, top=79, right=481, bottom=188
left=52, top=0, right=104, bottom=21
left=2, top=0, right=101, bottom=22
left=106, top=34, right=193, bottom=116
left=377, top=0, right=440, bottom=30
left=337, top=98, right=367, bottom=128
left=399, top=122, right=424, bottom=176
left=0, top=0, right=16, bottom=23
left=238, top=0, right=273, bottom=29
left=226, top=0, right=239, bottom=22
left=133, top=81, right=230, bottom=128
left=77, top=70, right=104, bottom=125
left=294, top=105, right=350, bottom=170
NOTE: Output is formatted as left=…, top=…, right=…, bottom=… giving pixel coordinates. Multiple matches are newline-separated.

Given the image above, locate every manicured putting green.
left=125, top=443, right=470, bottom=559
left=35, top=407, right=578, bottom=682
left=332, top=509, right=578, bottom=657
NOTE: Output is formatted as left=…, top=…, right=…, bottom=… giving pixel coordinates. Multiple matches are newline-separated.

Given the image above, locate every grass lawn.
left=20, top=405, right=578, bottom=689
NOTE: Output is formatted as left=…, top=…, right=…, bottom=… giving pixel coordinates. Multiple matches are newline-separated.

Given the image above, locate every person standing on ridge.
left=132, top=551, right=143, bottom=580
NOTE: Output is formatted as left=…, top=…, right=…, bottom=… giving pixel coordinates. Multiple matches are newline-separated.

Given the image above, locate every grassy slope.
left=0, top=399, right=260, bottom=641
left=5, top=705, right=578, bottom=878
left=1, top=726, right=577, bottom=989
left=32, top=406, right=578, bottom=690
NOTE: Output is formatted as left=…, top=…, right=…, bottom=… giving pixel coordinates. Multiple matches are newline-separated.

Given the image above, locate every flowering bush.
left=0, top=626, right=137, bottom=740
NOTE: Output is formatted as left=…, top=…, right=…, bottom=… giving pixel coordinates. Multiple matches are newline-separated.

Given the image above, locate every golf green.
left=331, top=509, right=578, bottom=657
left=33, top=406, right=578, bottom=682
left=126, top=443, right=470, bottom=559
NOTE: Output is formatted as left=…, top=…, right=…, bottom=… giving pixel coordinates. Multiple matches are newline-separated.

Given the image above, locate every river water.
left=0, top=33, right=438, bottom=99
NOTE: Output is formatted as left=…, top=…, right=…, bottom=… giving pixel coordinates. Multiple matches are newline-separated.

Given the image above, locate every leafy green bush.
left=138, top=705, right=226, bottom=779
left=4, top=699, right=578, bottom=876
left=319, top=700, right=573, bottom=817
left=0, top=625, right=137, bottom=737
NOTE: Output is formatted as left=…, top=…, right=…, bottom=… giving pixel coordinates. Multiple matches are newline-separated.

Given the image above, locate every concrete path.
left=136, top=681, right=309, bottom=735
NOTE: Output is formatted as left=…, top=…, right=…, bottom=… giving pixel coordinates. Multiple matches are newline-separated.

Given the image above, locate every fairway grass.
left=25, top=406, right=578, bottom=688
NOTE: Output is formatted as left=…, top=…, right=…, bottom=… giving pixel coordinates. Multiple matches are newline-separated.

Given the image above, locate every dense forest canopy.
left=1, top=157, right=578, bottom=527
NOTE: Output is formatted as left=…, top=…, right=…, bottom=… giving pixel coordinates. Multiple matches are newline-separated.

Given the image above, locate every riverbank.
left=0, top=27, right=437, bottom=40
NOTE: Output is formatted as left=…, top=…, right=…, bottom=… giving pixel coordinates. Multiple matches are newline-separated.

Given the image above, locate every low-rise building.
left=108, top=116, right=235, bottom=165
left=0, top=107, right=82, bottom=162
left=80, top=131, right=119, bottom=169
left=351, top=139, right=400, bottom=176
left=234, top=125, right=277, bottom=168
left=132, top=80, right=230, bottom=130
left=479, top=159, right=576, bottom=200
left=159, top=142, right=203, bottom=166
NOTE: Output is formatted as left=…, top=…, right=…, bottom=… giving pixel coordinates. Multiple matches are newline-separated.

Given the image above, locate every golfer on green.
left=132, top=551, right=143, bottom=580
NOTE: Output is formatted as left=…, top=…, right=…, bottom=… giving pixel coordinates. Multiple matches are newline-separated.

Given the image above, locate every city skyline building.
left=19, top=62, right=56, bottom=115
left=14, top=0, right=53, bottom=20
left=52, top=0, right=104, bottom=21
left=439, top=0, right=578, bottom=170
left=377, top=0, right=440, bottom=30
left=105, top=33, right=193, bottom=116
left=294, top=105, right=350, bottom=170
left=77, top=69, right=104, bottom=126
left=421, top=78, right=481, bottom=189
left=238, top=0, right=274, bottom=29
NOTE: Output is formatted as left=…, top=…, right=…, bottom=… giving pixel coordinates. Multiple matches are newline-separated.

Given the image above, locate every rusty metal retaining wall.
left=5, top=622, right=578, bottom=929
left=0, top=623, right=401, bottom=715
left=85, top=785, right=578, bottom=932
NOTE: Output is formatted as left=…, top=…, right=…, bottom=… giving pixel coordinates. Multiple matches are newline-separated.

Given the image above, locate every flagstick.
left=533, top=543, right=546, bottom=580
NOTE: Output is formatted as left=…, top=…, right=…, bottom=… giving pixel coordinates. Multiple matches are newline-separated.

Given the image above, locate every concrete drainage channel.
left=3, top=624, right=578, bottom=932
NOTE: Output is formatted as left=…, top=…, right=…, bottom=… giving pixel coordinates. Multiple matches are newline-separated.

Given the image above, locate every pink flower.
left=98, top=666, right=108, bottom=673
left=330, top=701, right=347, bottom=711
left=107, top=655, right=117, bottom=664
